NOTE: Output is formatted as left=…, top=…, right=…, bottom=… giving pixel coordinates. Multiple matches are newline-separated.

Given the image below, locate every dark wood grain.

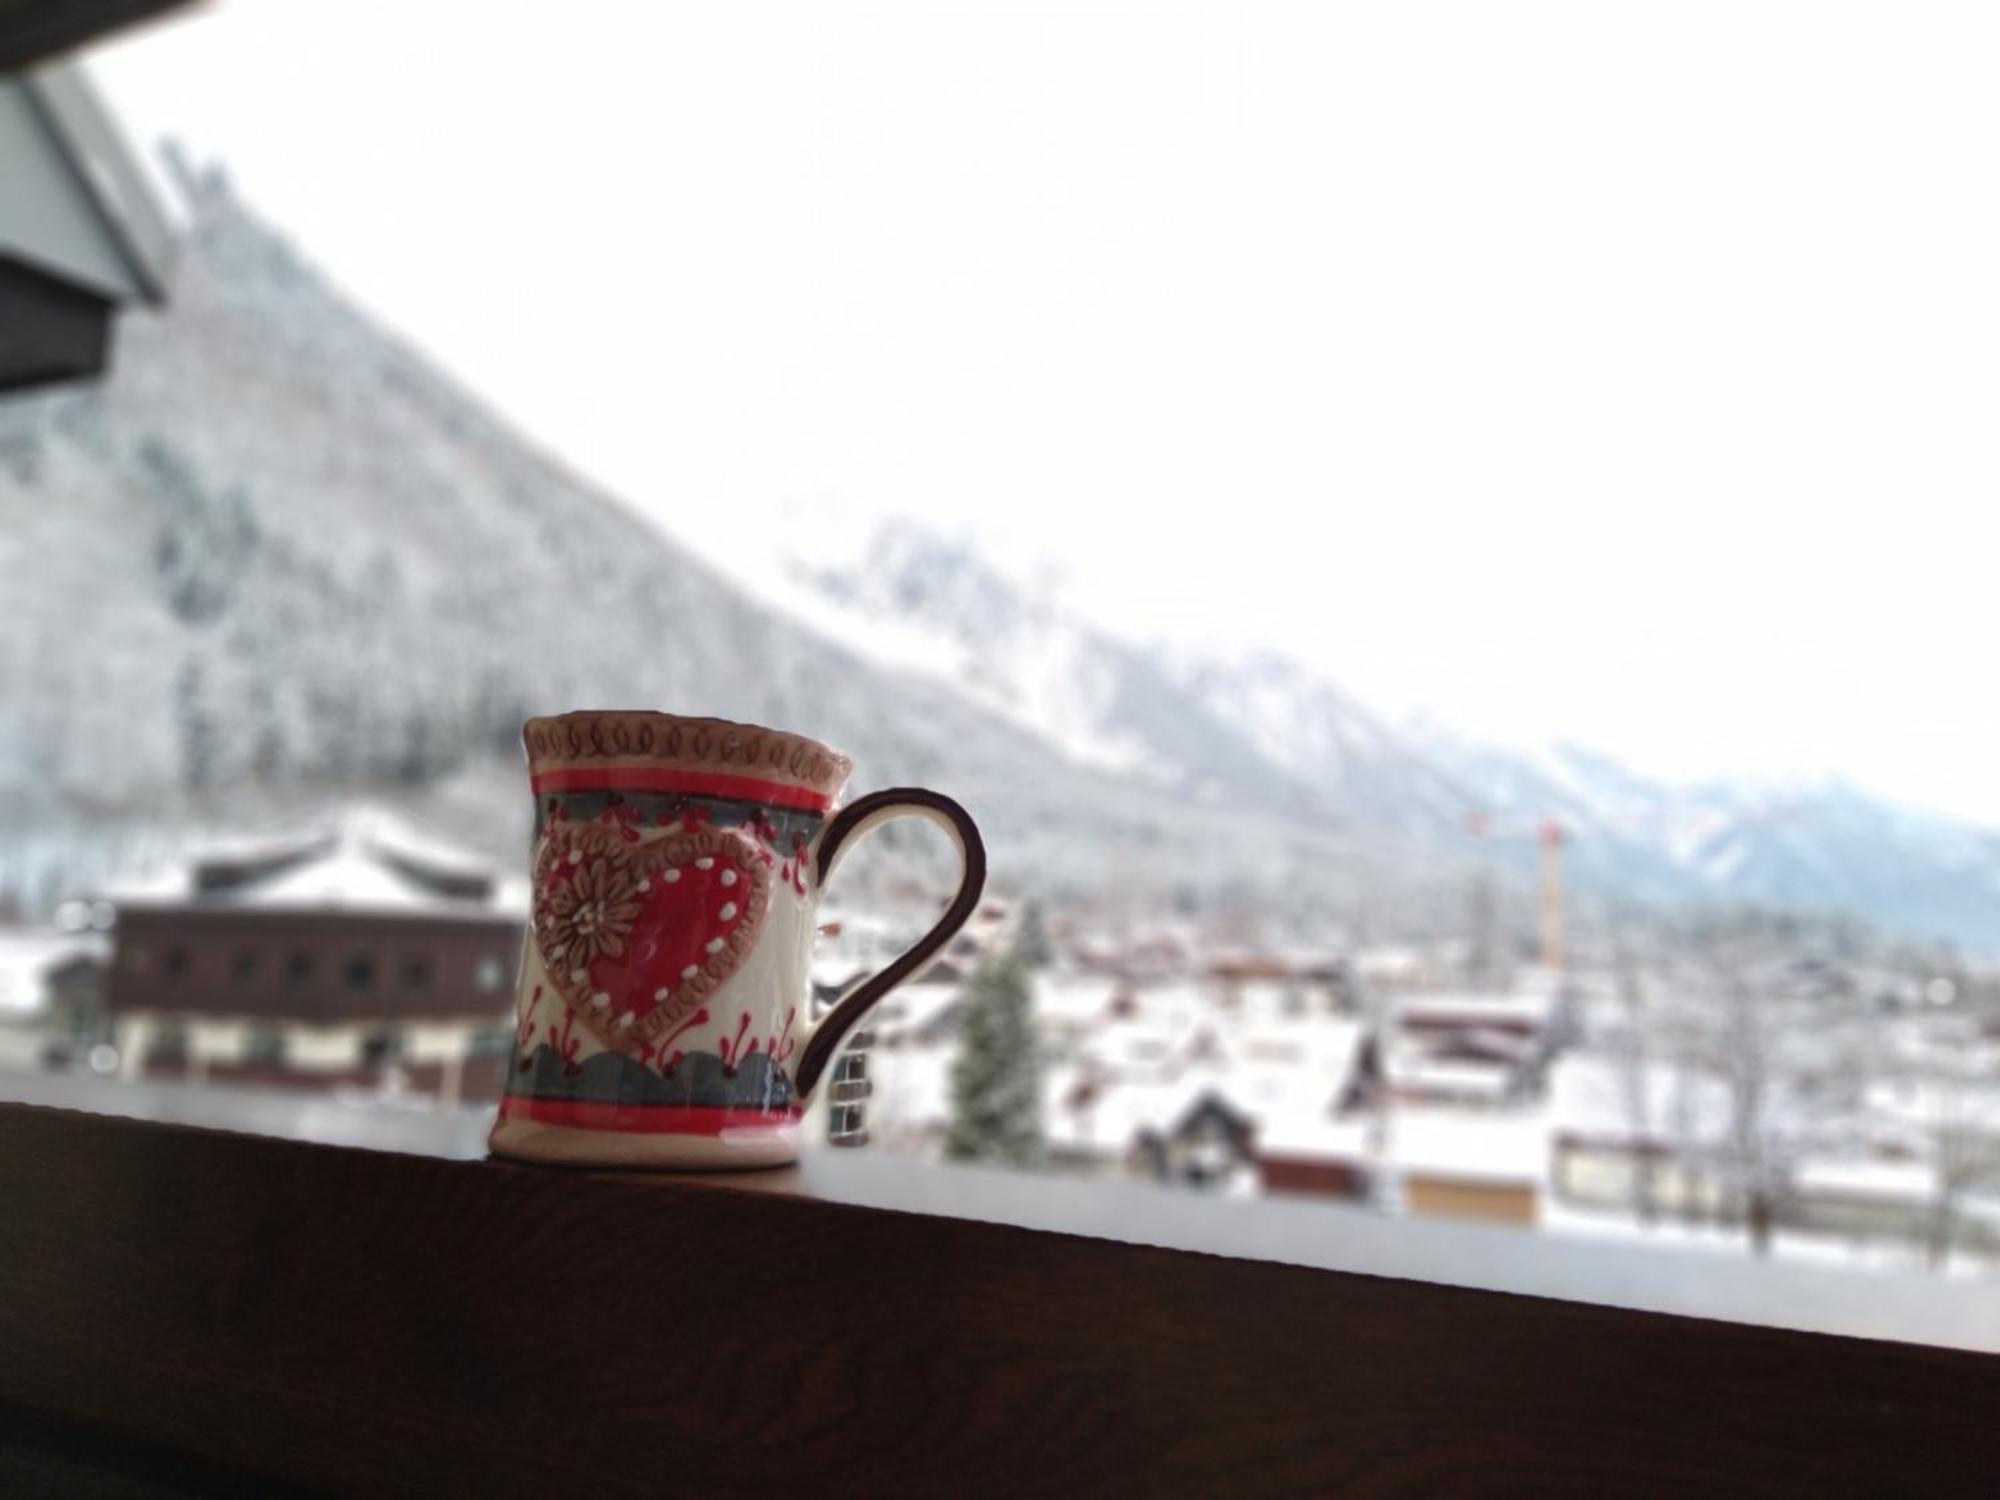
left=0, top=1099, right=1996, bottom=1498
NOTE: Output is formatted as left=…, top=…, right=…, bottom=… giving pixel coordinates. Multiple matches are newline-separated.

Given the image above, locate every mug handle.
left=793, top=788, right=986, bottom=1100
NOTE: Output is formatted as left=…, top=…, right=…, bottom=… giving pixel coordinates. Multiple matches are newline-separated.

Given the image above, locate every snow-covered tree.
left=945, top=952, right=1043, bottom=1167
left=1011, top=899, right=1054, bottom=969
left=1653, top=923, right=1880, bottom=1255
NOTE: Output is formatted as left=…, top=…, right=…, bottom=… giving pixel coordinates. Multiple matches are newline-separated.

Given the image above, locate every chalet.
left=0, top=928, right=108, bottom=1069
left=1386, top=989, right=1566, bottom=1106
left=1129, top=1093, right=1259, bottom=1191
left=1546, top=1053, right=1733, bottom=1220
left=103, top=808, right=525, bottom=1103
left=1255, top=1106, right=1376, bottom=1202
left=1388, top=1109, right=1547, bottom=1227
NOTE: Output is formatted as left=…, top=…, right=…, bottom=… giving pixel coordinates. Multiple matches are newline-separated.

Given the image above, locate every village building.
left=0, top=927, right=109, bottom=1070
left=1547, top=1052, right=1734, bottom=1220
left=102, top=808, right=526, bottom=1103
left=1386, top=1109, right=1547, bottom=1227
left=1385, top=987, right=1568, bottom=1107
left=1255, top=1105, right=1376, bottom=1201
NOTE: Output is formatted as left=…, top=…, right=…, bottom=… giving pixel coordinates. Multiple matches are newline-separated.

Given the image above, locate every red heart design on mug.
left=532, top=821, right=771, bottom=1059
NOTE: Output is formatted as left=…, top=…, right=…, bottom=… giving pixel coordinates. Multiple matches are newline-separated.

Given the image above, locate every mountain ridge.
left=0, top=171, right=1357, bottom=929
left=792, top=518, right=2000, bottom=951
left=4, top=170, right=1997, bottom=951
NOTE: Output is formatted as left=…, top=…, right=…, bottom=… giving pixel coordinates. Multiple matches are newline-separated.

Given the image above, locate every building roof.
left=1793, top=1156, right=1938, bottom=1208
left=1034, top=974, right=1122, bottom=1028
left=870, top=980, right=965, bottom=1043
left=1548, top=1052, right=1734, bottom=1151
left=1387, top=1107, right=1549, bottom=1186
left=106, top=805, right=524, bottom=921
left=1385, top=1054, right=1520, bottom=1102
left=1044, top=1068, right=1211, bottom=1157
left=1395, top=990, right=1560, bottom=1029
left=1, top=63, right=174, bottom=303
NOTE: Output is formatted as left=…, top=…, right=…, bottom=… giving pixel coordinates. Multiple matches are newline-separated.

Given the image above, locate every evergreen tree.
left=1011, top=899, right=1054, bottom=968
left=945, top=951, right=1044, bottom=1167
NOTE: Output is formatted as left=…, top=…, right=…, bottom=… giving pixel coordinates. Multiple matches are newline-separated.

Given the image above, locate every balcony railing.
left=1, top=1070, right=1997, bottom=1496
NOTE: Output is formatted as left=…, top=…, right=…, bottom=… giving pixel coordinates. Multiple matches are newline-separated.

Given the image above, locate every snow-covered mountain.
left=796, top=522, right=2000, bottom=951
left=796, top=521, right=1304, bottom=804
left=0, top=167, right=1178, bottom=911
left=4, top=164, right=1997, bottom=951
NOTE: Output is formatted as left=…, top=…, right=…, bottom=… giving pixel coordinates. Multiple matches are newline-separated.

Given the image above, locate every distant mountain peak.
left=791, top=519, right=2000, bottom=952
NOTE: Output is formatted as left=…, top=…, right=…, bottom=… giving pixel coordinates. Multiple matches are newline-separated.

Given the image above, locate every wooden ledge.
left=0, top=1081, right=1998, bottom=1495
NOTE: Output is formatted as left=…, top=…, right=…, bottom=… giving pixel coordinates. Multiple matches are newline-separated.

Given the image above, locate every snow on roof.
left=101, top=860, right=197, bottom=904
left=1034, top=975, right=1121, bottom=1026
left=348, top=803, right=501, bottom=877
left=1227, top=979, right=1322, bottom=1023
left=1388, top=1108, right=1549, bottom=1184
left=1217, top=1048, right=1370, bottom=1160
left=232, top=846, right=459, bottom=914
left=1043, top=1066, right=1213, bottom=1156
left=1386, top=1056, right=1518, bottom=1101
left=1354, top=944, right=1424, bottom=969
left=1044, top=1014, right=1371, bottom=1159
left=1257, top=1108, right=1374, bottom=1161
left=1119, top=981, right=1209, bottom=1023
left=871, top=980, right=964, bottom=1040
left=1090, top=1016, right=1203, bottom=1072
left=106, top=805, right=519, bottom=920
left=1794, top=1157, right=1938, bottom=1207
left=0, top=928, right=104, bottom=1016
left=1231, top=1015, right=1367, bottom=1074
left=1548, top=1053, right=1733, bottom=1147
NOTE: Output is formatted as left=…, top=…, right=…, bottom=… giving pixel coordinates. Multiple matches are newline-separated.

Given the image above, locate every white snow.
left=1387, top=1108, right=1549, bottom=1185
left=0, top=929, right=103, bottom=1017
left=106, top=805, right=521, bottom=919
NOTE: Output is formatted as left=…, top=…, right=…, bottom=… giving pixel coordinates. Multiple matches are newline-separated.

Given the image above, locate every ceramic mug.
left=489, top=711, right=984, bottom=1168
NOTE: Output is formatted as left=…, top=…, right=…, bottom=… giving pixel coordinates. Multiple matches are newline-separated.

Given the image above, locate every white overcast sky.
left=90, top=1, right=2000, bottom=822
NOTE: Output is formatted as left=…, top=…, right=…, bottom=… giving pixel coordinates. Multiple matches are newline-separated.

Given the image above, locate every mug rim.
left=522, top=710, right=854, bottom=807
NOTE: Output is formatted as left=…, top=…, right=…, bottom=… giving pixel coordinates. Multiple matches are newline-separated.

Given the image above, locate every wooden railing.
left=1, top=1073, right=1998, bottom=1496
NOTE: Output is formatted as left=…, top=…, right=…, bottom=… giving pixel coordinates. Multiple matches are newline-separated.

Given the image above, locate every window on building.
left=834, top=1053, right=868, bottom=1084
left=232, top=949, right=259, bottom=982
left=475, top=955, right=508, bottom=993
left=286, top=951, right=313, bottom=987
left=163, top=947, right=190, bottom=980
left=150, top=1023, right=188, bottom=1062
left=345, top=955, right=375, bottom=990
left=468, top=1026, right=514, bottom=1058
left=402, top=956, right=433, bottom=990
left=243, top=1027, right=286, bottom=1067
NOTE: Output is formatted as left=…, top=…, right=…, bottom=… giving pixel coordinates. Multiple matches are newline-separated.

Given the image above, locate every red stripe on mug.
left=499, top=1095, right=804, bottom=1135
left=530, top=766, right=834, bottom=812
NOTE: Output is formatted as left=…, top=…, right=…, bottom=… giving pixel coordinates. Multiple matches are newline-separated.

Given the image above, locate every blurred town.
left=4, top=28, right=1999, bottom=1290
left=3, top=800, right=1996, bottom=1280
